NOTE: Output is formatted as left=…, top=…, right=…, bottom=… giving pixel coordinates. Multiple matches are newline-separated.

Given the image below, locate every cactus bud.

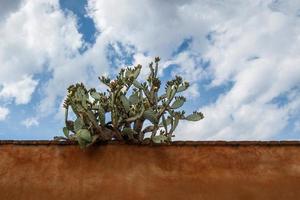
left=155, top=57, right=160, bottom=63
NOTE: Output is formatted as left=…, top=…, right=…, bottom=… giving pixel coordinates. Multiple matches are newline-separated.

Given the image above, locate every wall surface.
left=0, top=141, right=300, bottom=200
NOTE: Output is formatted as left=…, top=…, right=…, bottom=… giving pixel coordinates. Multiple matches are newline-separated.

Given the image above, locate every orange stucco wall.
left=0, top=141, right=300, bottom=200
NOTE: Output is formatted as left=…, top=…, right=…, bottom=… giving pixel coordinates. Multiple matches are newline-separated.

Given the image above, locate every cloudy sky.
left=0, top=0, right=299, bottom=140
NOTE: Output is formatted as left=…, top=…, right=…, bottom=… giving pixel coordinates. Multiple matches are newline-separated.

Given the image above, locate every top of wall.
left=1, top=140, right=300, bottom=146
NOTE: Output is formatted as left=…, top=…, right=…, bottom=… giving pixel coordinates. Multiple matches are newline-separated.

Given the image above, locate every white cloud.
left=37, top=32, right=112, bottom=117
left=176, top=94, right=290, bottom=140
left=0, top=0, right=82, bottom=82
left=86, top=0, right=219, bottom=58
left=183, top=83, right=200, bottom=99
left=21, top=117, right=39, bottom=128
left=174, top=1, right=300, bottom=140
left=0, top=75, right=38, bottom=104
left=0, top=0, right=112, bottom=119
left=0, top=0, right=84, bottom=110
left=0, top=107, right=9, bottom=121
left=0, top=0, right=22, bottom=20
left=166, top=52, right=207, bottom=83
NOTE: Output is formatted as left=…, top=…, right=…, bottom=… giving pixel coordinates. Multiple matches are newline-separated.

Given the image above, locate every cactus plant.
left=55, top=57, right=204, bottom=148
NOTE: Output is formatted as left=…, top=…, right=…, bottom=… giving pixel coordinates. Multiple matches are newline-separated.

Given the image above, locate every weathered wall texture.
left=0, top=141, right=300, bottom=200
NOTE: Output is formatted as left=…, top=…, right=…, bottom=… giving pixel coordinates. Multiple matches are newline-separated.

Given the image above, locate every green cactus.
left=56, top=57, right=204, bottom=147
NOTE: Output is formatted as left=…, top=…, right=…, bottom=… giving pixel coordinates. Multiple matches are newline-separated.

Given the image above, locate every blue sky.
left=0, top=0, right=300, bottom=140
